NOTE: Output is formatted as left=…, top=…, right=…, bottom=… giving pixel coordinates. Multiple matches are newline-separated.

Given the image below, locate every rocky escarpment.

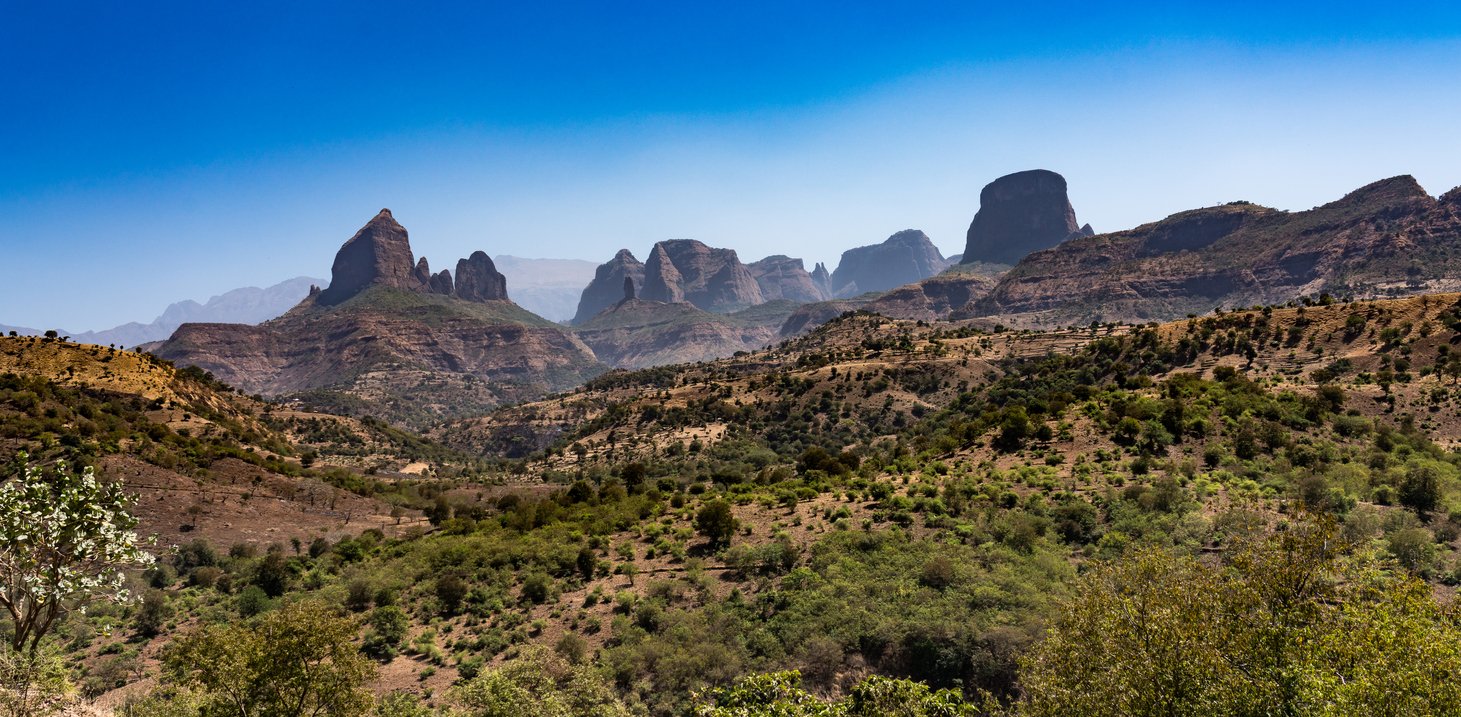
left=573, top=250, right=646, bottom=324
left=961, top=170, right=1085, bottom=265
left=747, top=255, right=830, bottom=303
left=641, top=240, right=765, bottom=313
left=965, top=175, right=1461, bottom=327
left=830, top=230, right=949, bottom=297
left=155, top=211, right=601, bottom=426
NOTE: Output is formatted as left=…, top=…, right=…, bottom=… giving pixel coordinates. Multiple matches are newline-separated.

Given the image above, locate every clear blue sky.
left=5, top=1, right=1461, bottom=331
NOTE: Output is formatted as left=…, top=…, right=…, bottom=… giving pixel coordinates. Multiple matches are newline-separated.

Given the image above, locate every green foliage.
left=696, top=500, right=738, bottom=548
left=1014, top=518, right=1461, bottom=716
left=452, top=645, right=632, bottom=717
left=692, top=670, right=977, bottom=716
left=162, top=601, right=376, bottom=717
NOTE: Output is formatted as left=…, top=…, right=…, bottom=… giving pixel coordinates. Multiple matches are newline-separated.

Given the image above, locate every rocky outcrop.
left=453, top=251, right=509, bottom=302
left=830, top=230, right=948, bottom=297
left=317, top=209, right=419, bottom=305
left=623, top=276, right=636, bottom=301
left=313, top=209, right=513, bottom=307
left=747, top=255, right=829, bottom=303
left=961, top=170, right=1082, bottom=266
left=966, top=175, right=1461, bottom=327
left=811, top=262, right=832, bottom=297
left=155, top=211, right=598, bottom=426
left=572, top=250, right=646, bottom=324
left=641, top=240, right=764, bottom=313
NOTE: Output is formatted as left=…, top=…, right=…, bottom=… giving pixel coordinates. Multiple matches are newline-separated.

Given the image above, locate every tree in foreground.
left=1014, top=517, right=1461, bottom=716
left=452, top=645, right=633, bottom=717
left=161, top=600, right=376, bottom=717
left=0, top=457, right=153, bottom=716
left=692, top=670, right=978, bottom=717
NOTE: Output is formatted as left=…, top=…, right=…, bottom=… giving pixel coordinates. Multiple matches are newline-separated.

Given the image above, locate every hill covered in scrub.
left=22, top=291, right=1461, bottom=715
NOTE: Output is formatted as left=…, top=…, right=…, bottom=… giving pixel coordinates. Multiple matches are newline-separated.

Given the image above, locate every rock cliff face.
left=641, top=240, right=765, bottom=313
left=317, top=209, right=419, bottom=305
left=572, top=250, right=646, bottom=324
left=747, top=255, right=829, bottom=303
left=961, top=170, right=1083, bottom=265
left=453, top=251, right=509, bottom=302
left=810, top=262, right=832, bottom=297
left=965, top=175, right=1461, bottom=327
left=830, top=230, right=948, bottom=297
left=154, top=211, right=600, bottom=426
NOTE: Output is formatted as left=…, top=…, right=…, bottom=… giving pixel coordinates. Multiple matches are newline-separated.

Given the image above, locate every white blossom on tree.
left=0, top=457, right=154, bottom=654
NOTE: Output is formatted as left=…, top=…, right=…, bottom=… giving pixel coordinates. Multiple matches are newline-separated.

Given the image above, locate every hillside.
left=575, top=298, right=797, bottom=369
left=969, top=176, right=1461, bottom=326
left=17, top=293, right=1461, bottom=716
left=0, top=335, right=477, bottom=549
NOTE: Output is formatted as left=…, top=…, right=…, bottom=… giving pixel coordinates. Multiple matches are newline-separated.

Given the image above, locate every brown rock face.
left=961, top=170, right=1081, bottom=265
left=641, top=240, right=764, bottom=313
left=830, top=230, right=948, bottom=297
left=429, top=270, right=454, bottom=296
left=453, top=251, right=509, bottom=302
left=317, top=209, right=419, bottom=305
left=572, top=249, right=646, bottom=324
left=967, top=175, right=1461, bottom=327
left=623, top=275, right=636, bottom=301
left=747, top=255, right=829, bottom=303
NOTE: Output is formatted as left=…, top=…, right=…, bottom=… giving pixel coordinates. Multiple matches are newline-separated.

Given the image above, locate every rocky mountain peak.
left=642, top=240, right=764, bottom=313
left=316, top=209, right=418, bottom=306
left=962, top=169, right=1081, bottom=266
left=454, top=251, right=509, bottom=302
left=831, top=229, right=948, bottom=297
left=747, top=255, right=829, bottom=303
left=572, top=249, right=646, bottom=324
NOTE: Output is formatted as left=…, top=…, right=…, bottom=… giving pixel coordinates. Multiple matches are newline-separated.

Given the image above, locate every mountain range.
left=123, top=169, right=1461, bottom=427
left=3, top=276, right=323, bottom=346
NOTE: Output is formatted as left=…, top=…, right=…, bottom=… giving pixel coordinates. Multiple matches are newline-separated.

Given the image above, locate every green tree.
left=695, top=500, right=738, bottom=549
left=452, top=645, right=631, bottom=717
left=162, top=600, right=376, bottom=717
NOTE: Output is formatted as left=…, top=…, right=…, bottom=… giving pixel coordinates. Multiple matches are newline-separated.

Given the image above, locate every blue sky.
left=4, top=1, right=1461, bottom=331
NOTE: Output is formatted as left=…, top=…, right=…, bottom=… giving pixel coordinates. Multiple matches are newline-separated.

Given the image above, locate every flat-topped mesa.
left=641, top=239, right=764, bottom=313
left=831, top=229, right=947, bottom=297
left=317, top=209, right=419, bottom=305
left=573, top=249, right=646, bottom=324
left=961, top=170, right=1082, bottom=266
left=453, top=251, right=509, bottom=302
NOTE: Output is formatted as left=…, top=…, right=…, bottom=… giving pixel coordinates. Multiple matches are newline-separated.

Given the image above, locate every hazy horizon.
left=5, top=2, right=1461, bottom=331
